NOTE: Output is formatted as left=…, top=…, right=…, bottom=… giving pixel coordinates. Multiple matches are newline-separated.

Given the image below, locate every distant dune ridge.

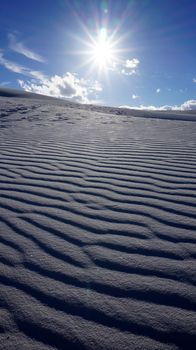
left=0, top=87, right=196, bottom=349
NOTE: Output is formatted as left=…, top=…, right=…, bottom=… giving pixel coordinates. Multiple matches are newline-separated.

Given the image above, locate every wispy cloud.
left=119, top=99, right=196, bottom=111
left=29, top=70, right=46, bottom=80
left=121, top=58, right=140, bottom=76
left=0, top=52, right=26, bottom=74
left=193, top=78, right=196, bottom=83
left=0, top=81, right=10, bottom=86
left=18, top=72, right=102, bottom=103
left=8, top=33, right=45, bottom=62
left=132, top=94, right=139, bottom=99
left=156, top=88, right=161, bottom=93
left=0, top=52, right=45, bottom=79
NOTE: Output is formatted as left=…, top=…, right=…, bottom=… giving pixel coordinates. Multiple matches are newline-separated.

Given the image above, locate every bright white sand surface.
left=0, top=89, right=196, bottom=350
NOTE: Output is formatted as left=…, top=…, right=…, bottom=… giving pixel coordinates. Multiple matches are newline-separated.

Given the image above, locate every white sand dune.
left=0, top=88, right=196, bottom=350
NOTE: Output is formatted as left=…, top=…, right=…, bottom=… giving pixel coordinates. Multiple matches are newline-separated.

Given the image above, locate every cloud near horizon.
left=18, top=72, right=102, bottom=103
left=119, top=99, right=196, bottom=111
left=8, top=34, right=45, bottom=63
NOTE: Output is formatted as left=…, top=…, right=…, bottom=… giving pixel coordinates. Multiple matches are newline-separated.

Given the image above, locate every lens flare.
left=100, top=27, right=107, bottom=41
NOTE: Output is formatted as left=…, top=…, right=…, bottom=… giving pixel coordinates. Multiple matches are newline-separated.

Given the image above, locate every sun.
left=91, top=28, right=114, bottom=69
left=92, top=40, right=113, bottom=67
left=82, top=26, right=118, bottom=73
left=73, top=25, right=121, bottom=76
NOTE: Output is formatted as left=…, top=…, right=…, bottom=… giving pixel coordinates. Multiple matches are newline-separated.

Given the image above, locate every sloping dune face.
left=0, top=94, right=196, bottom=350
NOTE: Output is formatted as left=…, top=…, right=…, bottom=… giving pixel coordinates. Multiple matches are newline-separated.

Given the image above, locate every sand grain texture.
left=0, top=92, right=196, bottom=349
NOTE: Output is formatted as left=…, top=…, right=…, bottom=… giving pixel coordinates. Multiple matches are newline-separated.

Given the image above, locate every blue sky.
left=0, top=0, right=196, bottom=109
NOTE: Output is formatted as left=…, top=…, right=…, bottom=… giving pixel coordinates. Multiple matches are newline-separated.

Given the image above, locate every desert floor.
left=0, top=92, right=196, bottom=350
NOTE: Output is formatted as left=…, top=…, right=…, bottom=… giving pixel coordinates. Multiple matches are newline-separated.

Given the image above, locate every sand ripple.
left=0, top=96, right=196, bottom=349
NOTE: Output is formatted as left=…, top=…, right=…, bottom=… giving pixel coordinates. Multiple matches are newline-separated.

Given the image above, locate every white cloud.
left=0, top=50, right=101, bottom=103
left=120, top=105, right=164, bottom=111
left=0, top=52, right=45, bottom=79
left=8, top=34, right=45, bottom=62
left=180, top=100, right=196, bottom=110
left=121, top=69, right=136, bottom=76
left=121, top=58, right=140, bottom=76
left=119, top=99, right=196, bottom=111
left=132, top=94, right=139, bottom=99
left=18, top=72, right=102, bottom=103
left=125, top=58, right=139, bottom=69
left=0, top=51, right=26, bottom=74
left=107, top=57, right=140, bottom=76
left=193, top=78, right=196, bottom=83
left=156, top=88, right=161, bottom=93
